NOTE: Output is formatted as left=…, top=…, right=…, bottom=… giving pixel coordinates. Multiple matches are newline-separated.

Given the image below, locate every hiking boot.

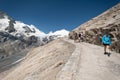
left=104, top=52, right=107, bottom=55
left=107, top=53, right=111, bottom=57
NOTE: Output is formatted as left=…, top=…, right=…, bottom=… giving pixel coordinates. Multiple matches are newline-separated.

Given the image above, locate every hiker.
left=81, top=32, right=84, bottom=42
left=73, top=31, right=78, bottom=42
left=78, top=33, right=81, bottom=41
left=102, top=31, right=112, bottom=56
left=79, top=32, right=84, bottom=42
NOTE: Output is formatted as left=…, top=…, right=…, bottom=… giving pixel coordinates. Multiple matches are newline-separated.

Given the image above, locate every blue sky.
left=0, top=0, right=120, bottom=33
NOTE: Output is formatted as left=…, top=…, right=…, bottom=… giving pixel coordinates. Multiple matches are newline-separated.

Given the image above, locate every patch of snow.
left=0, top=16, right=10, bottom=31
left=28, top=24, right=46, bottom=38
left=11, top=58, right=24, bottom=65
left=47, top=29, right=69, bottom=37
left=14, top=21, right=46, bottom=38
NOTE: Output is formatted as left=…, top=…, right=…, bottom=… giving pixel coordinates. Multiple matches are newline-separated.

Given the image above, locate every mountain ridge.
left=0, top=38, right=75, bottom=80
left=0, top=10, right=69, bottom=60
left=69, top=3, right=120, bottom=53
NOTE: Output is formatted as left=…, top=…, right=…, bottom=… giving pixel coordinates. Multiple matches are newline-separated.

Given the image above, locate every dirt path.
left=57, top=38, right=120, bottom=80
left=74, top=43, right=120, bottom=80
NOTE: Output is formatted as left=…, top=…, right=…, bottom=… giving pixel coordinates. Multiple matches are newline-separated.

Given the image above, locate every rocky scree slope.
left=0, top=39, right=75, bottom=80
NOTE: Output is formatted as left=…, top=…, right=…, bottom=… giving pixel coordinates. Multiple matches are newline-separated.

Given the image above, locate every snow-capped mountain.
left=0, top=14, right=46, bottom=38
left=43, top=29, right=69, bottom=42
left=0, top=10, right=69, bottom=59
left=0, top=11, right=69, bottom=40
left=14, top=21, right=46, bottom=37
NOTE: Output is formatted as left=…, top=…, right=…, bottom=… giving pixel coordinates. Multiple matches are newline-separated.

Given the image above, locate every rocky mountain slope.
left=0, top=38, right=75, bottom=80
left=0, top=38, right=120, bottom=80
left=69, top=3, right=120, bottom=53
left=0, top=11, right=69, bottom=60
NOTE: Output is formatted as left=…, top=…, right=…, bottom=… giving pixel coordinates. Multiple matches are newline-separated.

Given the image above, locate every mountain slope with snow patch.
left=0, top=10, right=69, bottom=60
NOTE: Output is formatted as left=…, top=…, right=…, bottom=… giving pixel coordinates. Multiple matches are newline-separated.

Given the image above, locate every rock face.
left=0, top=31, right=40, bottom=60
left=69, top=3, right=120, bottom=53
left=0, top=11, right=40, bottom=59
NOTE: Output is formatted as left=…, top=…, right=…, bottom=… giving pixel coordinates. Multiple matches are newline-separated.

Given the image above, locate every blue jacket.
left=102, top=35, right=112, bottom=45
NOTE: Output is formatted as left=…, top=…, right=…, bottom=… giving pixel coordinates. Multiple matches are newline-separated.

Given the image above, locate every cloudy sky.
left=0, top=0, right=119, bottom=33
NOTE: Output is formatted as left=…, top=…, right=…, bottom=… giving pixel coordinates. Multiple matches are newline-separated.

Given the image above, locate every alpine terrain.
left=0, top=10, right=69, bottom=60
left=0, top=3, right=120, bottom=80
